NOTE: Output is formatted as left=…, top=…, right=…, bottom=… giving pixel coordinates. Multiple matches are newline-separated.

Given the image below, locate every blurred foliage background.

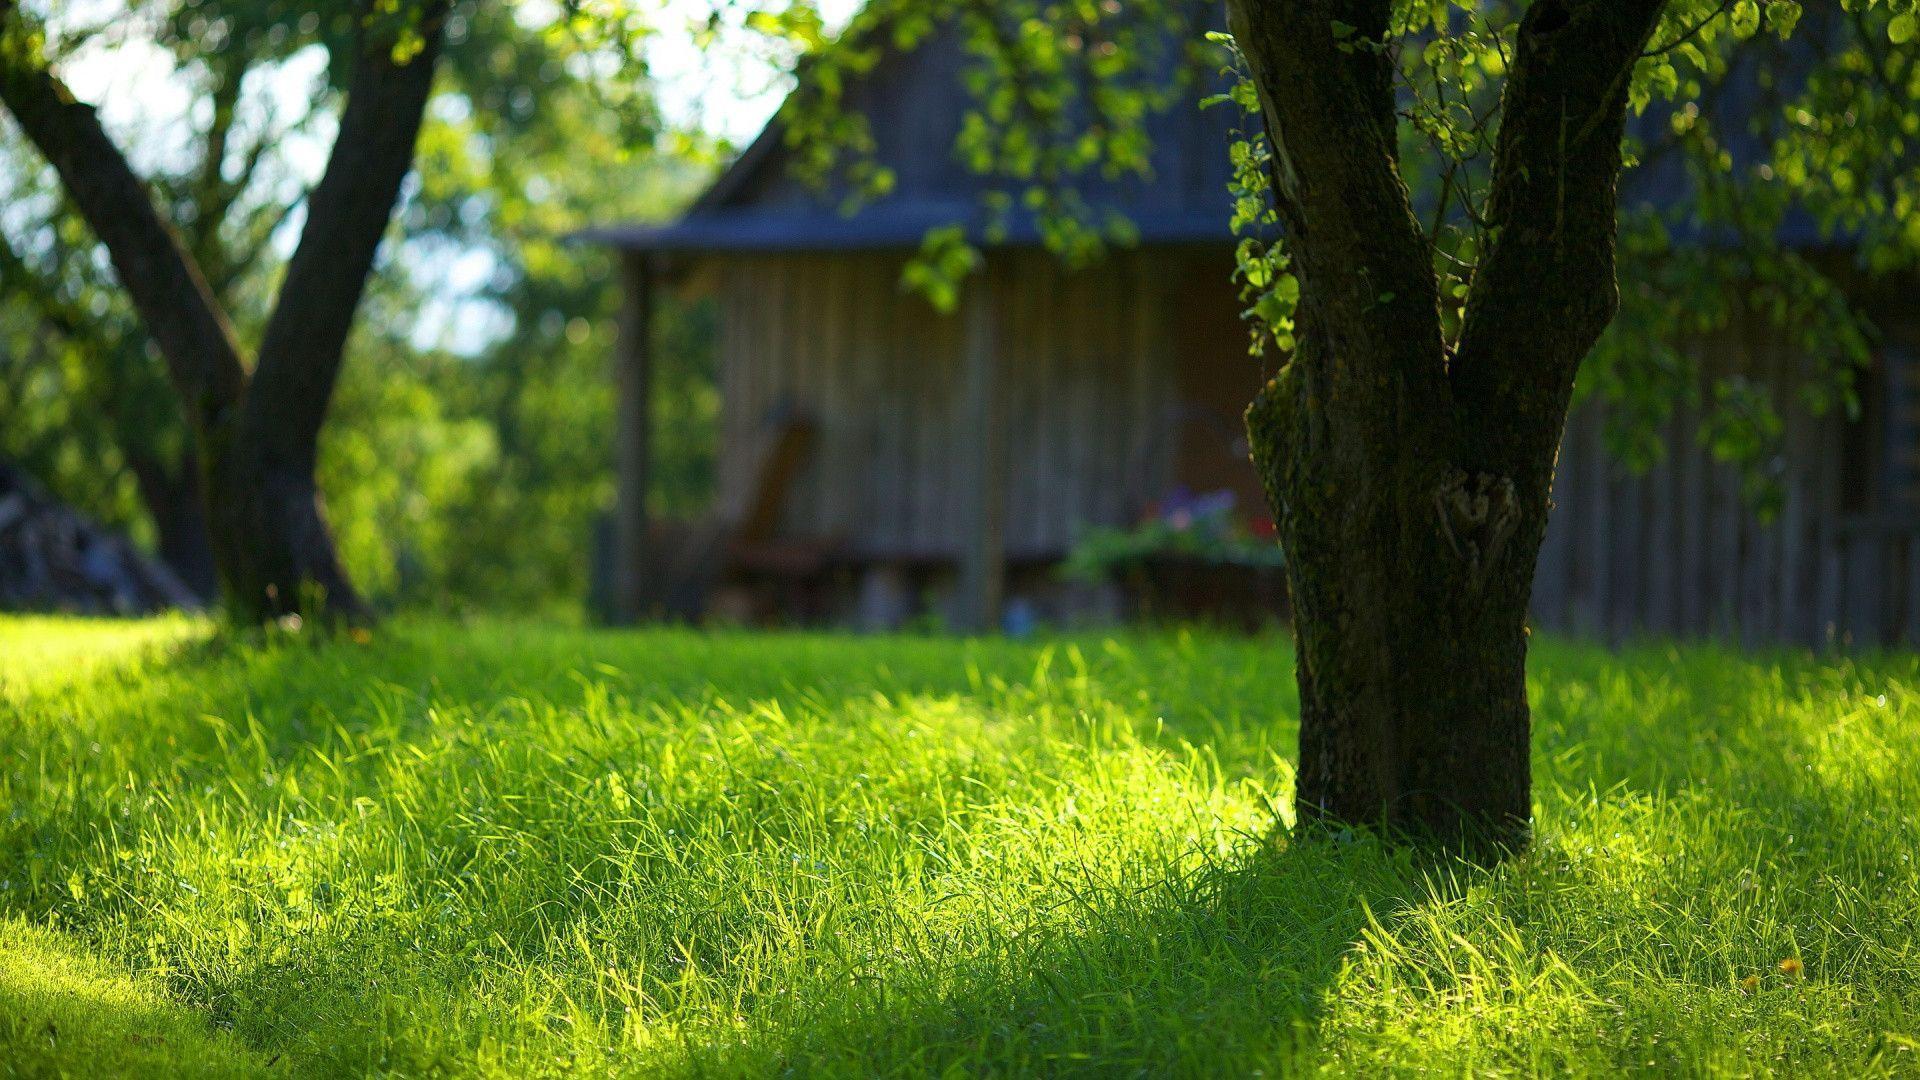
left=5, top=0, right=1917, bottom=614
left=1, top=0, right=725, bottom=615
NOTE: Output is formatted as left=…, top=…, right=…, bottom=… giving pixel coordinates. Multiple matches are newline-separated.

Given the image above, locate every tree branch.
left=1449, top=0, right=1670, bottom=484
left=242, top=0, right=450, bottom=461
left=0, top=6, right=249, bottom=431
left=1642, top=0, right=1737, bottom=58
left=1224, top=0, right=1446, bottom=401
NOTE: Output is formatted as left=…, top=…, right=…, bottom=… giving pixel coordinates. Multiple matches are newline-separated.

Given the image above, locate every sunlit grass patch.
left=0, top=915, right=265, bottom=1078
left=0, top=618, right=1916, bottom=1076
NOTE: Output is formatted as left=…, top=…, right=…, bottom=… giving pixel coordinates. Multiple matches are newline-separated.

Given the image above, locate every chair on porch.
left=636, top=404, right=844, bottom=623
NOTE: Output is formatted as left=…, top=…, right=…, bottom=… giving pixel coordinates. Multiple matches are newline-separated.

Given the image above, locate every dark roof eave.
left=571, top=205, right=1238, bottom=254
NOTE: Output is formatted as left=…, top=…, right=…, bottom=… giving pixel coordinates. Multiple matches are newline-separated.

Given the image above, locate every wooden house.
left=583, top=19, right=1920, bottom=646
left=1535, top=276, right=1920, bottom=649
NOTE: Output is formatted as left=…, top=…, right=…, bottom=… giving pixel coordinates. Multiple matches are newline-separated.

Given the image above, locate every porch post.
left=611, top=250, right=655, bottom=623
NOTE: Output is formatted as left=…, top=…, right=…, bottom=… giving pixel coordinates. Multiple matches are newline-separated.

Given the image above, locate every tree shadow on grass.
left=692, top=835, right=1475, bottom=1077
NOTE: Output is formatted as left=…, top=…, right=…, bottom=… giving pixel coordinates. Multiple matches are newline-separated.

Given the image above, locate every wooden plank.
left=771, top=256, right=808, bottom=534
left=1851, top=526, right=1888, bottom=646
left=790, top=257, right=822, bottom=536
left=1815, top=528, right=1843, bottom=649
left=1130, top=251, right=1163, bottom=521
left=783, top=257, right=808, bottom=531
left=1030, top=259, right=1063, bottom=553
left=1059, top=267, right=1092, bottom=550
left=819, top=254, right=852, bottom=538
left=1038, top=254, right=1064, bottom=555
left=1745, top=333, right=1784, bottom=645
left=999, top=253, right=1034, bottom=557
left=1712, top=452, right=1743, bottom=644
left=1677, top=385, right=1707, bottom=636
left=1644, top=416, right=1679, bottom=635
left=1581, top=404, right=1611, bottom=637
left=738, top=259, right=770, bottom=522
left=908, top=277, right=940, bottom=553
left=1776, top=344, right=1813, bottom=645
left=1845, top=529, right=1885, bottom=647
left=1813, top=406, right=1847, bottom=648
left=869, top=255, right=908, bottom=554
left=922, top=280, right=961, bottom=553
left=714, top=261, right=742, bottom=520
left=954, top=280, right=1007, bottom=631
left=1904, top=532, right=1920, bottom=645
left=1610, top=450, right=1642, bottom=642
left=1005, top=252, right=1039, bottom=554
left=610, top=253, right=655, bottom=623
left=1093, top=263, right=1124, bottom=522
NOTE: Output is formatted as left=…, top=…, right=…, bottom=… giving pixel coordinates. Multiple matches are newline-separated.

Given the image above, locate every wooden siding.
left=693, top=250, right=1919, bottom=647
left=1534, top=336, right=1920, bottom=649
left=707, top=249, right=1203, bottom=562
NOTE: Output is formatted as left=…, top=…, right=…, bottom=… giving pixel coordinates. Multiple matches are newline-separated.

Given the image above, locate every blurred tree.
left=0, top=0, right=458, bottom=623
left=0, top=46, right=314, bottom=600
left=386, top=5, right=714, bottom=609
left=0, top=0, right=712, bottom=617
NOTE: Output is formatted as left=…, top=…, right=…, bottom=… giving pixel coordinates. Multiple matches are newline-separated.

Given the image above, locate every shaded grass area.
left=1, top=615, right=1916, bottom=1076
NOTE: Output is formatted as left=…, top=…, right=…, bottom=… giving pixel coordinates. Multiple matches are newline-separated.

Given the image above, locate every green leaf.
left=1890, top=13, right=1917, bottom=44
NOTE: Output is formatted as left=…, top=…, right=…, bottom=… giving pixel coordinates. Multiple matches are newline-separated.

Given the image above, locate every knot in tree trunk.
left=1433, top=468, right=1521, bottom=582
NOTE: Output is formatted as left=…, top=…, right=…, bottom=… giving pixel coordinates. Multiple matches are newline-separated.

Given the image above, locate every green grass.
left=1, top=615, right=1916, bottom=1077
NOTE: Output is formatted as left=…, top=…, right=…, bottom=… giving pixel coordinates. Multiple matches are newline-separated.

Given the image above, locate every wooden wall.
left=693, top=250, right=1920, bottom=647
left=1534, top=334, right=1920, bottom=649
left=705, top=249, right=1232, bottom=563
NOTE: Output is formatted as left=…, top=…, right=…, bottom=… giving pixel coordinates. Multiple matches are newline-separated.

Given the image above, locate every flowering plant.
left=1061, top=487, right=1285, bottom=583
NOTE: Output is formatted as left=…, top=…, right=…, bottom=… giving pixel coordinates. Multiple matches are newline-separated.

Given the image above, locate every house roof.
left=579, top=9, right=1851, bottom=257
left=571, top=203, right=1235, bottom=253
left=580, top=15, right=1240, bottom=255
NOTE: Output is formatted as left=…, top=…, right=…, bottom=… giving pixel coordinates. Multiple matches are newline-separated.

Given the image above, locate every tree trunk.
left=1, top=0, right=446, bottom=627
left=128, top=452, right=218, bottom=602
left=1225, top=0, right=1671, bottom=851
left=203, top=429, right=367, bottom=625
left=1249, top=362, right=1542, bottom=849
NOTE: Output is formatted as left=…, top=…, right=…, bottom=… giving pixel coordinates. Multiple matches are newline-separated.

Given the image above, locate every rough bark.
left=1225, top=0, right=1667, bottom=850
left=0, top=2, right=448, bottom=625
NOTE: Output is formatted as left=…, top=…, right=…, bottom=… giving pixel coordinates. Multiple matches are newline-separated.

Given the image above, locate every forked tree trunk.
left=1, top=1, right=445, bottom=626
left=1227, top=0, right=1671, bottom=849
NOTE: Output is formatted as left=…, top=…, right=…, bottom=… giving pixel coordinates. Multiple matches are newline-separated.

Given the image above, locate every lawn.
left=1, top=616, right=1916, bottom=1077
